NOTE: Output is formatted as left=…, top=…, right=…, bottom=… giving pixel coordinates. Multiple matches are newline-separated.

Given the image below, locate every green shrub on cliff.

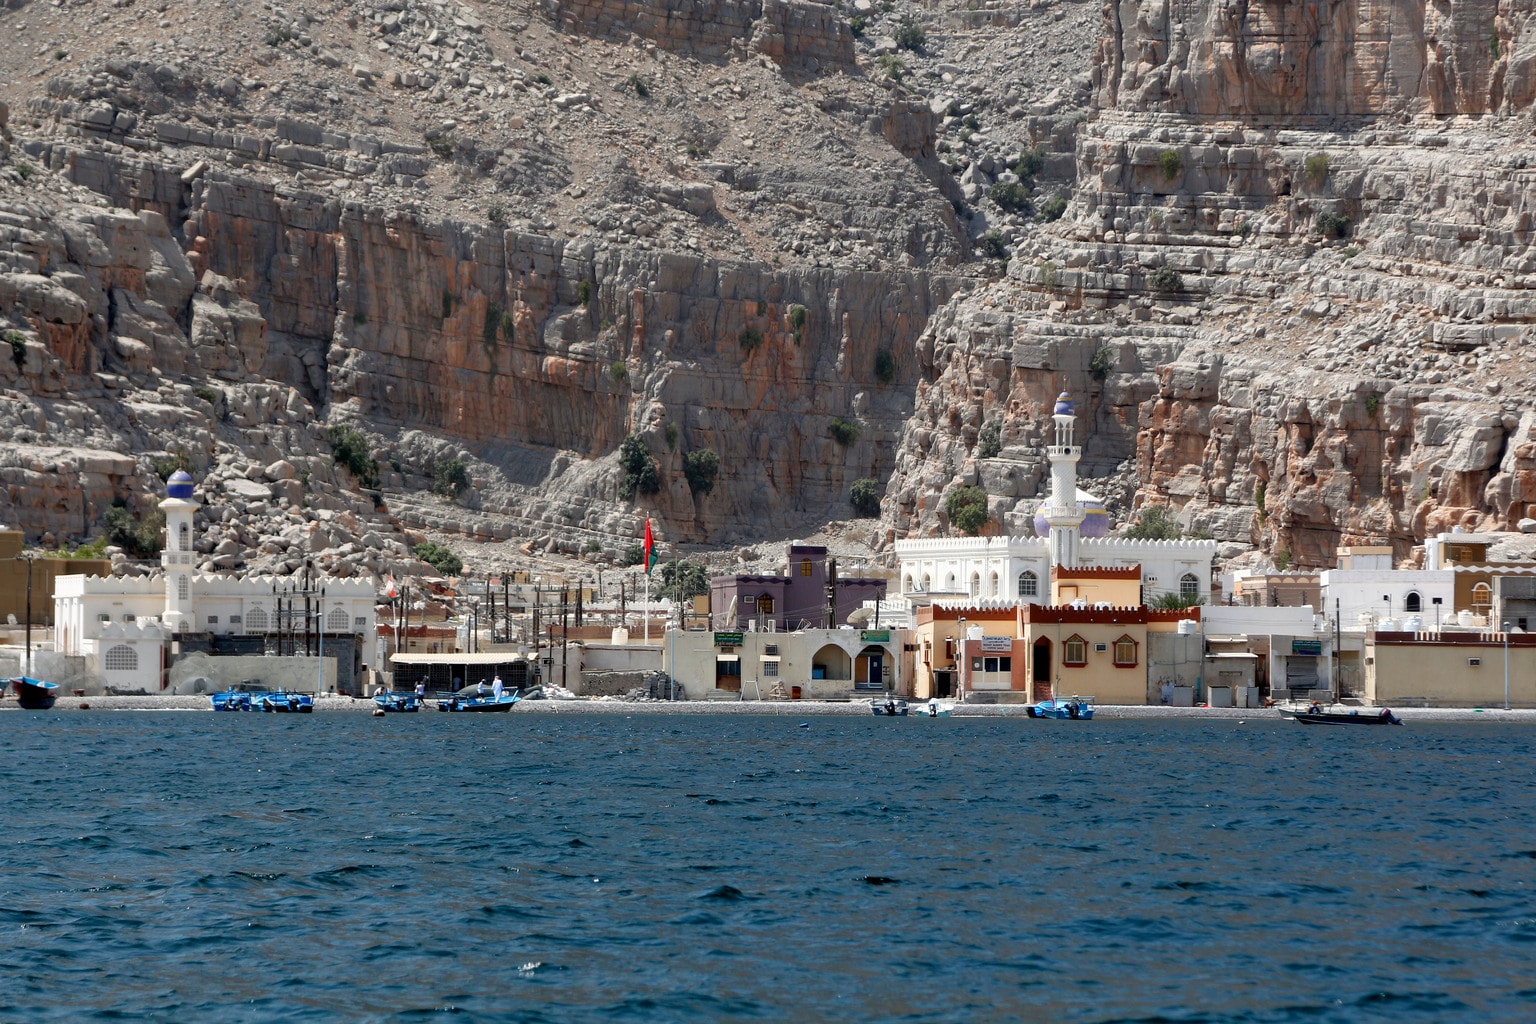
left=944, top=486, right=989, bottom=535
left=328, top=424, right=380, bottom=489
left=619, top=435, right=660, bottom=500
left=850, top=478, right=881, bottom=518
left=1148, top=265, right=1183, bottom=292
left=683, top=448, right=720, bottom=497
left=1158, top=148, right=1183, bottom=181
left=415, top=541, right=463, bottom=577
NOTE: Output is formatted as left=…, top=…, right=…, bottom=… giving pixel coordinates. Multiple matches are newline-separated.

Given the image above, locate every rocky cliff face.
left=7, top=0, right=1536, bottom=581
left=880, top=0, right=1536, bottom=568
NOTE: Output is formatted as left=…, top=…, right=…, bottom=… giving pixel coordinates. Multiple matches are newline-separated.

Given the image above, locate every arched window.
left=1404, top=591, right=1422, bottom=613
left=178, top=522, right=189, bottom=551
left=177, top=575, right=189, bottom=601
left=1018, top=571, right=1038, bottom=598
left=988, top=571, right=999, bottom=597
left=104, top=645, right=138, bottom=672
left=1472, top=583, right=1493, bottom=613
left=902, top=574, right=913, bottom=594
left=969, top=573, right=981, bottom=598
left=1180, top=573, right=1200, bottom=602
left=246, top=607, right=269, bottom=631
left=328, top=607, right=350, bottom=630
left=1113, top=634, right=1138, bottom=667
left=921, top=573, right=931, bottom=592
left=944, top=573, right=956, bottom=592
left=756, top=594, right=775, bottom=615
left=1063, top=634, right=1088, bottom=667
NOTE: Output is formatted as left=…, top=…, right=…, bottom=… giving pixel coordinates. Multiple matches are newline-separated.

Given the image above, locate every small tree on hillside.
left=944, top=486, right=989, bottom=535
left=1124, top=504, right=1182, bottom=540
left=619, top=435, right=661, bottom=500
left=657, top=560, right=710, bottom=602
left=850, top=478, right=881, bottom=518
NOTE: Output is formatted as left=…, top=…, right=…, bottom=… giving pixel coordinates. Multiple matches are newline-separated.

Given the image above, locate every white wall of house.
left=894, top=536, right=1218, bottom=606
left=1318, top=569, right=1456, bottom=629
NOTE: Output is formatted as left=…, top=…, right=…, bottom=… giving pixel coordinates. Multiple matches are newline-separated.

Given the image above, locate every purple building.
left=709, top=544, right=888, bottom=631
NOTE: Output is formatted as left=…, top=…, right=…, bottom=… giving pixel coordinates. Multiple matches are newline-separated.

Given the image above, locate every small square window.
left=207, top=616, right=219, bottom=625
left=229, top=615, right=242, bottom=624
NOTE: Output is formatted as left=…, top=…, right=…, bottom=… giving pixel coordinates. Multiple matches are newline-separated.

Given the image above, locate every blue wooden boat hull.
left=9, top=677, right=60, bottom=710
left=211, top=690, right=313, bottom=713
left=437, top=691, right=520, bottom=712
left=1027, top=699, right=1094, bottom=720
left=373, top=692, right=421, bottom=712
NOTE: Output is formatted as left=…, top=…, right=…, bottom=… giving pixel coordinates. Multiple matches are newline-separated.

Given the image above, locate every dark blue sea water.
left=4, top=712, right=1536, bottom=1023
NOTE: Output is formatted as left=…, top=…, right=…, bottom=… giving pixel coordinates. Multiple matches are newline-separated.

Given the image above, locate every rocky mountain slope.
left=2, top=0, right=1534, bottom=582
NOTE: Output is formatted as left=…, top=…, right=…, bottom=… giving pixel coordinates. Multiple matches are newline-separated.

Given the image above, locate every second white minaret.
left=1045, top=391, right=1085, bottom=569
left=159, top=469, right=200, bottom=633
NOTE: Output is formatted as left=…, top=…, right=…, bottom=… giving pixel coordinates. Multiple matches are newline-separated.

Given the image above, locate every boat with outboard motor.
left=913, top=699, right=952, bottom=718
left=1026, top=695, right=1095, bottom=720
left=1293, top=707, right=1401, bottom=726
left=372, top=691, right=422, bottom=713
left=7, top=676, right=60, bottom=710
left=437, top=689, right=521, bottom=712
left=870, top=697, right=909, bottom=716
left=211, top=687, right=314, bottom=713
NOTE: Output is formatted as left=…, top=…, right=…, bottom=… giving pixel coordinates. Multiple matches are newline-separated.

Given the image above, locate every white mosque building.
left=52, top=470, right=378, bottom=693
left=895, top=391, right=1218, bottom=606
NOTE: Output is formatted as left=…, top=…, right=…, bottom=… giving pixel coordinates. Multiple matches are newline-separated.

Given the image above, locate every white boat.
left=913, top=700, right=952, bottom=718
left=870, top=697, right=909, bottom=716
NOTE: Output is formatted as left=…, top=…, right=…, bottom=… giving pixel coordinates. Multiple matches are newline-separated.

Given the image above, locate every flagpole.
left=644, top=570, right=650, bottom=645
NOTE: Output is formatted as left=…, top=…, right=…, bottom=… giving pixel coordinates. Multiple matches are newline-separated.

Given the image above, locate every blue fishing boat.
left=8, top=676, right=60, bottom=710
left=211, top=688, right=314, bottom=713
left=259, top=691, right=314, bottom=713
left=1026, top=695, right=1095, bottom=720
left=373, top=691, right=421, bottom=713
left=437, top=690, right=520, bottom=713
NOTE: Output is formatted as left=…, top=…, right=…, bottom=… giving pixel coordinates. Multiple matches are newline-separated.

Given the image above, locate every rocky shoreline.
left=5, top=694, right=1533, bottom=723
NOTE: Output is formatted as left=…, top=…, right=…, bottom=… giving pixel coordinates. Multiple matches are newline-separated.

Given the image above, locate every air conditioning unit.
left=1468, top=658, right=1482, bottom=666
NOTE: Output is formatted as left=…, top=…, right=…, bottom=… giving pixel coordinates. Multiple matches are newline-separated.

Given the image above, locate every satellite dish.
left=847, top=607, right=873, bottom=626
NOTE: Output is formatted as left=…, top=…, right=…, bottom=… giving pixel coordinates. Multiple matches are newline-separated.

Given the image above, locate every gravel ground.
left=5, top=695, right=1535, bottom=723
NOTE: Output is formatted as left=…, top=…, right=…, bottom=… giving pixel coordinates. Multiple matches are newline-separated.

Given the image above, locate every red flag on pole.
left=643, top=518, right=656, bottom=574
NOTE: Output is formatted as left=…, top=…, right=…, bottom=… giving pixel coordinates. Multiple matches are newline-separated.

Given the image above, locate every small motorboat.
left=438, top=690, right=521, bottom=713
left=870, top=697, right=909, bottom=716
left=211, top=688, right=313, bottom=713
left=1027, top=695, right=1095, bottom=720
left=1294, top=708, right=1401, bottom=726
left=260, top=692, right=314, bottom=713
left=372, top=691, right=422, bottom=713
left=8, top=677, right=60, bottom=710
left=914, top=700, right=953, bottom=718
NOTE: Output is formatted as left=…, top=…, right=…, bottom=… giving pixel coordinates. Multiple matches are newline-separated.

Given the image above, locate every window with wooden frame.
left=1113, top=634, right=1138, bottom=668
left=1063, top=634, right=1088, bottom=666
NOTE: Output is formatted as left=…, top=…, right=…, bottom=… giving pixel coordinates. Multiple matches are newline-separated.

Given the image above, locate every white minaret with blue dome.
left=1045, top=391, right=1085, bottom=568
left=159, top=469, right=199, bottom=632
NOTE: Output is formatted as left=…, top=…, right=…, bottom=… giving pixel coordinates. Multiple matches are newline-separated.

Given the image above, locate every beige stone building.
left=1367, top=630, right=1536, bottom=708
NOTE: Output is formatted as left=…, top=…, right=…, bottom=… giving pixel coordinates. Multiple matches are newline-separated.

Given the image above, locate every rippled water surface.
left=4, top=713, right=1536, bottom=1022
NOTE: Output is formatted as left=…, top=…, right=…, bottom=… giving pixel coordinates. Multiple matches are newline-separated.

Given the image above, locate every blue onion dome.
left=1081, top=506, right=1110, bottom=538
left=166, top=469, right=195, bottom=499
left=1053, top=391, right=1074, bottom=416
left=1032, top=510, right=1049, bottom=537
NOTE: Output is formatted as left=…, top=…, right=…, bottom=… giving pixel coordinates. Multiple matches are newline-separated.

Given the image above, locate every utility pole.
left=825, top=557, right=838, bottom=628
left=561, top=586, right=570, bottom=690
